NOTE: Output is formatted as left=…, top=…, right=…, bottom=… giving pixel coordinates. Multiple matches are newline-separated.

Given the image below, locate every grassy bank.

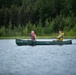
left=0, top=36, right=76, bottom=39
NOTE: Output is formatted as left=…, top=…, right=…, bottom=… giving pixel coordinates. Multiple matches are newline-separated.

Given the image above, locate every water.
left=0, top=39, right=76, bottom=75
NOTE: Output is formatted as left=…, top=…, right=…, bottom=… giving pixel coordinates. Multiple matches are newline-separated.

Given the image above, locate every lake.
left=0, top=39, right=76, bottom=75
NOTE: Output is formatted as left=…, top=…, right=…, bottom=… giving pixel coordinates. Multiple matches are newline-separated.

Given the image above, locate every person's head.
left=59, top=30, right=62, bottom=34
left=31, top=31, right=34, bottom=34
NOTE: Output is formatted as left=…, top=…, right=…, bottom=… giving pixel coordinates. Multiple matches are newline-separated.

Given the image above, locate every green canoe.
left=16, top=39, right=72, bottom=46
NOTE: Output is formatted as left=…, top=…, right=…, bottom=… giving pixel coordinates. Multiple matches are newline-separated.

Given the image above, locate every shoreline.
left=0, top=36, right=76, bottom=39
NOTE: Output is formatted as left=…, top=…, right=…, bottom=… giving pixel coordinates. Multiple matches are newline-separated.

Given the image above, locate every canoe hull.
left=16, top=39, right=72, bottom=46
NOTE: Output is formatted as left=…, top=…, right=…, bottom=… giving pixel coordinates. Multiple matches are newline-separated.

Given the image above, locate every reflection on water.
left=0, top=39, right=76, bottom=75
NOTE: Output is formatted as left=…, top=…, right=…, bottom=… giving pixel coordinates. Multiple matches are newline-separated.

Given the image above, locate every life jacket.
left=57, top=33, right=64, bottom=41
left=31, top=33, right=36, bottom=40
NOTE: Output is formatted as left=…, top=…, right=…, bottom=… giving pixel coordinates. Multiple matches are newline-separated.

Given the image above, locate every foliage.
left=0, top=0, right=76, bottom=37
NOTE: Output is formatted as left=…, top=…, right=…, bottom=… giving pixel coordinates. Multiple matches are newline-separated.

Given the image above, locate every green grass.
left=0, top=36, right=76, bottom=39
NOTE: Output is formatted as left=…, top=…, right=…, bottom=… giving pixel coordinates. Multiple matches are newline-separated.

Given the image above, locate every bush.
left=0, top=26, right=6, bottom=36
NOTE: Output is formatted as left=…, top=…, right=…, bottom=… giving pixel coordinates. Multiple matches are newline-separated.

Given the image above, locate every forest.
left=0, top=0, right=76, bottom=37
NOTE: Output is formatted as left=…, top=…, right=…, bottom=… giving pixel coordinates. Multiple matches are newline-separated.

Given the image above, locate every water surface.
left=0, top=39, right=76, bottom=75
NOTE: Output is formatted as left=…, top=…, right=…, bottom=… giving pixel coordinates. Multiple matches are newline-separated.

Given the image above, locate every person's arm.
left=57, top=35, right=61, bottom=39
left=57, top=33, right=64, bottom=39
left=35, top=34, right=36, bottom=41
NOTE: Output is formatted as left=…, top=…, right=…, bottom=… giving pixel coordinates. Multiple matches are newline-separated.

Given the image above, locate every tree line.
left=0, top=0, right=76, bottom=36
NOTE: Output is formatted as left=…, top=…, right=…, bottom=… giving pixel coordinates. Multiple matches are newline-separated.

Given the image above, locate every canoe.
left=16, top=39, right=72, bottom=46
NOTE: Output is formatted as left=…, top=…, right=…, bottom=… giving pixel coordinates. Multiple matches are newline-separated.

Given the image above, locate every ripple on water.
left=0, top=39, right=76, bottom=75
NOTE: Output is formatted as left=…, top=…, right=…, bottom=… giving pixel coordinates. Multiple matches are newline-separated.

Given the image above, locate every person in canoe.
left=31, top=31, right=36, bottom=41
left=57, top=30, right=64, bottom=41
left=30, top=31, right=36, bottom=45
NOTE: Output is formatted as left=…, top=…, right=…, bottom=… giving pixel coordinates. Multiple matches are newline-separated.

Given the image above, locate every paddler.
left=31, top=31, right=36, bottom=45
left=57, top=30, right=64, bottom=41
left=31, top=31, right=36, bottom=41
